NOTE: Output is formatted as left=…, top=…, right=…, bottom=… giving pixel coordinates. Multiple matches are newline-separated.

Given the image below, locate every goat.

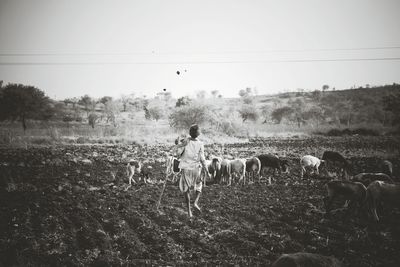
left=300, top=155, right=324, bottom=178
left=126, top=160, right=142, bottom=185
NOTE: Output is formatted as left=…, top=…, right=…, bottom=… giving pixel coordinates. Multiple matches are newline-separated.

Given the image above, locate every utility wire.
left=1, top=57, right=400, bottom=65
left=1, top=46, right=400, bottom=57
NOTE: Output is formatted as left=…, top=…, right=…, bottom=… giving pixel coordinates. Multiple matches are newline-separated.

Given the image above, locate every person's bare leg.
left=194, top=191, right=201, bottom=212
left=184, top=191, right=192, bottom=217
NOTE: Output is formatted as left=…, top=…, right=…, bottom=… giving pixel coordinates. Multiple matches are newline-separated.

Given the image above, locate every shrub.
left=352, top=128, right=379, bottom=136
left=238, top=105, right=259, bottom=122
left=321, top=128, right=380, bottom=136
left=169, top=104, right=208, bottom=130
left=147, top=105, right=164, bottom=121
left=62, top=114, right=74, bottom=123
left=88, top=113, right=98, bottom=128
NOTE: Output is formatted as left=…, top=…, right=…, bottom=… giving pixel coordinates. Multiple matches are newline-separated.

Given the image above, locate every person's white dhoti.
left=179, top=168, right=203, bottom=193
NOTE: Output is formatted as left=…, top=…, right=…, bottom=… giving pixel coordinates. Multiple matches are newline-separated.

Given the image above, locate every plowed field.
left=1, top=136, right=399, bottom=266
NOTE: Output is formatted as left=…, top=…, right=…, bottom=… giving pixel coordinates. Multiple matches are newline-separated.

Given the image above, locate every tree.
left=147, top=105, right=164, bottom=121
left=288, top=98, right=306, bottom=128
left=169, top=104, right=208, bottom=129
left=120, top=94, right=133, bottom=112
left=100, top=97, right=118, bottom=126
left=211, top=90, right=219, bottom=98
left=271, top=106, right=294, bottom=124
left=0, top=83, right=54, bottom=131
left=196, top=90, right=207, bottom=99
left=239, top=105, right=259, bottom=122
left=242, top=96, right=253, bottom=105
left=302, top=106, right=324, bottom=127
left=78, top=95, right=95, bottom=117
left=322, top=84, right=329, bottom=92
left=99, top=96, right=112, bottom=106
left=156, top=91, right=172, bottom=103
left=88, top=113, right=98, bottom=128
left=238, top=89, right=247, bottom=97
left=176, top=96, right=192, bottom=107
left=260, top=105, right=272, bottom=123
left=383, top=93, right=400, bottom=126
left=311, top=90, right=322, bottom=102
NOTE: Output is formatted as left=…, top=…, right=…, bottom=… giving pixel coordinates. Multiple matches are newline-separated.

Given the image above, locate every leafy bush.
left=63, top=114, right=74, bottom=122
left=175, top=96, right=192, bottom=107
left=271, top=106, right=294, bottom=124
left=147, top=105, right=164, bottom=121
left=238, top=105, right=259, bottom=122
left=169, top=104, right=208, bottom=130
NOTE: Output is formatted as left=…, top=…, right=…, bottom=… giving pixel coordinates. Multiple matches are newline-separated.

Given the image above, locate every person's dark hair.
left=189, top=124, right=200, bottom=138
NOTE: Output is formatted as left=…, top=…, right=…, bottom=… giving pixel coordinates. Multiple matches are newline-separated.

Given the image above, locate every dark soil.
left=0, top=136, right=399, bottom=266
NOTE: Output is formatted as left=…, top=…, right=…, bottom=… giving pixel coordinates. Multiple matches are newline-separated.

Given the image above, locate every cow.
left=126, top=160, right=142, bottom=186
left=226, top=159, right=246, bottom=186
left=300, top=155, right=325, bottom=178
left=352, top=172, right=393, bottom=187
left=209, top=156, right=222, bottom=183
left=366, top=180, right=400, bottom=222
left=272, top=252, right=342, bottom=267
left=220, top=159, right=231, bottom=185
left=257, top=154, right=289, bottom=174
left=323, top=180, right=367, bottom=217
left=321, top=151, right=351, bottom=179
left=257, top=154, right=289, bottom=184
left=382, top=160, right=393, bottom=177
left=245, top=157, right=261, bottom=184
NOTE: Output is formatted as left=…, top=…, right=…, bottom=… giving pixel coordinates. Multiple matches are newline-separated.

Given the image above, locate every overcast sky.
left=0, top=0, right=399, bottom=100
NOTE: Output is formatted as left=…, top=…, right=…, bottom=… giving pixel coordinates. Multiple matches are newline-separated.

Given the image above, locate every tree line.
left=1, top=81, right=400, bottom=133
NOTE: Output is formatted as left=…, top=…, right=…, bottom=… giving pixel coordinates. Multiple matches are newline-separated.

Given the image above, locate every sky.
left=0, top=0, right=399, bottom=100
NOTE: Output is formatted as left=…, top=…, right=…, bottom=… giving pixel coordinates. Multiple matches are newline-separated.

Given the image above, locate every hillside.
left=1, top=84, right=399, bottom=146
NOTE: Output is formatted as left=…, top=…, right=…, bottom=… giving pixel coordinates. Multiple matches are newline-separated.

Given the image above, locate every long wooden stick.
left=156, top=176, right=168, bottom=211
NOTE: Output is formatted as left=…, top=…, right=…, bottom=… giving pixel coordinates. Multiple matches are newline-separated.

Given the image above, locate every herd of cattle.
left=127, top=146, right=398, bottom=223
left=125, top=142, right=398, bottom=267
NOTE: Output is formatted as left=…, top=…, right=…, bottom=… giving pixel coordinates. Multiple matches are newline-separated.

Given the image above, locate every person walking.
left=175, top=124, right=210, bottom=217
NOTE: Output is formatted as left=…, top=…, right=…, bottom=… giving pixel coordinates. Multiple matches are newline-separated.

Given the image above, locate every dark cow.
left=322, top=151, right=351, bottom=178
left=352, top=172, right=393, bottom=187
left=366, top=180, right=400, bottom=221
left=220, top=159, right=231, bottom=185
left=210, top=156, right=222, bottom=183
left=257, top=154, right=289, bottom=183
left=272, top=252, right=342, bottom=267
left=323, top=180, right=367, bottom=217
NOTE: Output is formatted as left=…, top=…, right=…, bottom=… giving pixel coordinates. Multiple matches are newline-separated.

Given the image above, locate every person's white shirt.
left=176, top=137, right=206, bottom=170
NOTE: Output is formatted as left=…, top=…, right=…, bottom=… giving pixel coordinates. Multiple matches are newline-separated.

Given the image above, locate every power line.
left=1, top=46, right=400, bottom=57
left=1, top=57, right=400, bottom=65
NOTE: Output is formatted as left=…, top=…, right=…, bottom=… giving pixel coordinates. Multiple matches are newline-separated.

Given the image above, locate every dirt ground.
left=0, top=136, right=399, bottom=266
